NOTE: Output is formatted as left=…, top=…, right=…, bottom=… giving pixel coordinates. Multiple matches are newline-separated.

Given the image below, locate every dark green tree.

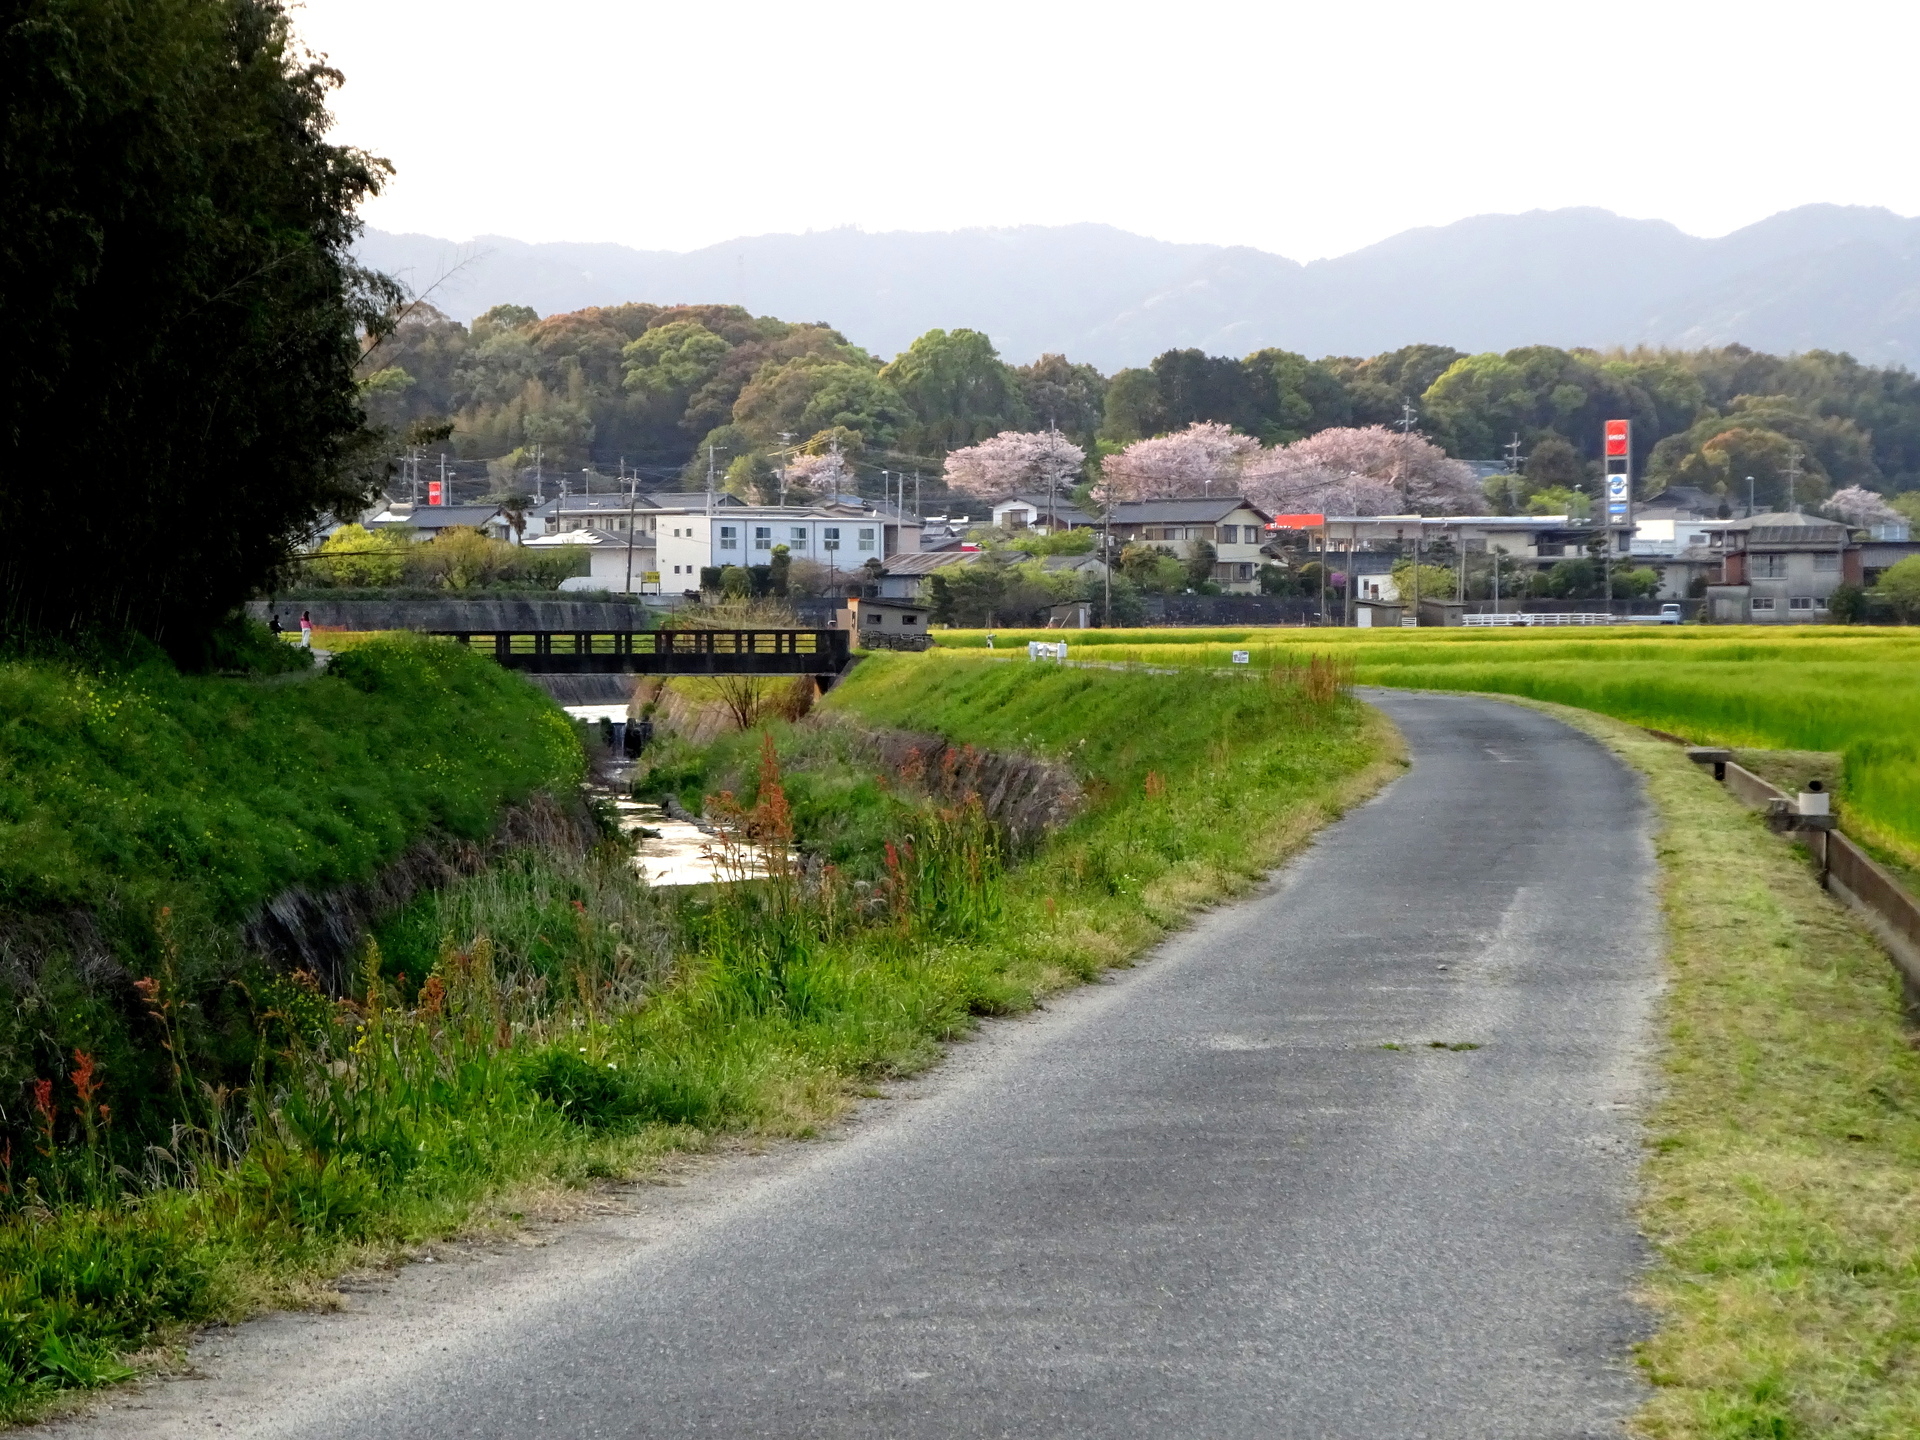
left=3, top=0, right=398, bottom=650
left=1015, top=353, right=1107, bottom=444
left=882, top=328, right=1028, bottom=453
left=1150, top=349, right=1256, bottom=432
left=1099, top=368, right=1163, bottom=443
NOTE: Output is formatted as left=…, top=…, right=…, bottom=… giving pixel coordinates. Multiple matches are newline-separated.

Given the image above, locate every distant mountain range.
left=355, top=205, right=1920, bottom=372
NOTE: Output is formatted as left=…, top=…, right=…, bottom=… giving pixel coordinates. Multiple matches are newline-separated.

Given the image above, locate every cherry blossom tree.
left=1824, top=485, right=1902, bottom=529
left=1243, top=426, right=1484, bottom=516
left=1098, top=422, right=1260, bottom=502
left=943, top=429, right=1086, bottom=500
left=783, top=443, right=851, bottom=498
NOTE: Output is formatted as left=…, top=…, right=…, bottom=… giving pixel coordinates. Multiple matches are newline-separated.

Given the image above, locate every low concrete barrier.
left=1816, top=829, right=1920, bottom=1009
left=1699, top=754, right=1920, bottom=1009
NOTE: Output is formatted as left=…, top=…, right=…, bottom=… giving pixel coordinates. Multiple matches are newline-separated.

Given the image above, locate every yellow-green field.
left=927, top=627, right=1920, bottom=869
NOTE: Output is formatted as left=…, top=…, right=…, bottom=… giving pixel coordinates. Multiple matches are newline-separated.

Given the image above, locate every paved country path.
left=55, top=691, right=1660, bottom=1440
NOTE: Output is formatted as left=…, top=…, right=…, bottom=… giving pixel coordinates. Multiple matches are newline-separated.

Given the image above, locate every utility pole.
left=1411, top=525, right=1422, bottom=624
left=706, top=444, right=718, bottom=518
left=438, top=452, right=448, bottom=507
left=1102, top=488, right=1113, bottom=627
left=777, top=432, right=795, bottom=509
left=1344, top=522, right=1357, bottom=626
left=532, top=443, right=544, bottom=502
left=625, top=470, right=641, bottom=595
left=1746, top=475, right=1756, bottom=518
left=1785, top=451, right=1803, bottom=513
left=1318, top=524, right=1327, bottom=626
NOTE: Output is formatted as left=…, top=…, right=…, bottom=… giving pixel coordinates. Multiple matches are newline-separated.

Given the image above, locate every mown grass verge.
left=0, top=648, right=1395, bottom=1422
left=1504, top=698, right=1920, bottom=1439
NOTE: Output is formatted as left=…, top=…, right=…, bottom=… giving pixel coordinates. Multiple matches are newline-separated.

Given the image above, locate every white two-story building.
left=653, top=504, right=924, bottom=588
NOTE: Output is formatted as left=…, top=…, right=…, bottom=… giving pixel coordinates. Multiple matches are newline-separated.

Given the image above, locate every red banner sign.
left=1604, top=419, right=1629, bottom=457
left=427, top=480, right=443, bottom=506
left=1266, top=513, right=1325, bottom=530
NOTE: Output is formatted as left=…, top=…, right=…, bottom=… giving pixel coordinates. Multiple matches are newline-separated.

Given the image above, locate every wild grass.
left=928, top=627, right=1920, bottom=869
left=1511, top=699, right=1920, bottom=1439
left=0, top=649, right=1395, bottom=1420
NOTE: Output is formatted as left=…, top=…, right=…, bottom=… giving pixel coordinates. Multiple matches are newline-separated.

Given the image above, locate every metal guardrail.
left=430, top=628, right=852, bottom=675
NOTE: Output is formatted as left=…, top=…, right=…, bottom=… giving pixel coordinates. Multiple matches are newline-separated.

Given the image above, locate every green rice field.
left=926, top=627, right=1920, bottom=869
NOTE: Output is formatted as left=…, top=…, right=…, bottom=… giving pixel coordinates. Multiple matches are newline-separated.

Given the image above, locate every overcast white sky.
left=296, top=0, right=1917, bottom=260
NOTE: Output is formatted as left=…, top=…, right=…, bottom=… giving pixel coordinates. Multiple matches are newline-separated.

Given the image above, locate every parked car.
left=1659, top=603, right=1682, bottom=624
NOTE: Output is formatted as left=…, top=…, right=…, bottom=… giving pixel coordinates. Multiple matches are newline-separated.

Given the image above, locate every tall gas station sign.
left=1603, top=419, right=1631, bottom=528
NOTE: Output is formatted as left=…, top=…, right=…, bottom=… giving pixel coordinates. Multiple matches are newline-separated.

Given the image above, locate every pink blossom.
left=1244, top=426, right=1483, bottom=516
left=943, top=430, right=1086, bottom=500
left=1824, top=485, right=1901, bottom=528
left=1099, top=423, right=1260, bottom=502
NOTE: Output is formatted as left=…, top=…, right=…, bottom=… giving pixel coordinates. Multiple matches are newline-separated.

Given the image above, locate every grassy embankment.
left=1517, top=702, right=1920, bottom=1439
left=0, top=634, right=592, bottom=1412
left=0, top=641, right=1391, bottom=1420
left=932, top=627, right=1920, bottom=870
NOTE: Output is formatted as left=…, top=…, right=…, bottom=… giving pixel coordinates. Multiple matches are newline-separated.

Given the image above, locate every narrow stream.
left=564, top=702, right=757, bottom=888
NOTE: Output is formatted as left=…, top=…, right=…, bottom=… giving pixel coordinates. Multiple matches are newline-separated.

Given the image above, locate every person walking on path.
left=299, top=611, right=312, bottom=649
left=269, top=614, right=282, bottom=638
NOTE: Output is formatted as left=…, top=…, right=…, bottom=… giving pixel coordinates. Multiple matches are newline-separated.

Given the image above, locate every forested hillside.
left=364, top=298, right=1920, bottom=516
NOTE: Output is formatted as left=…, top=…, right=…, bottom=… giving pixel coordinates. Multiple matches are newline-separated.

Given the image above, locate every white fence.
left=1464, top=612, right=1624, bottom=627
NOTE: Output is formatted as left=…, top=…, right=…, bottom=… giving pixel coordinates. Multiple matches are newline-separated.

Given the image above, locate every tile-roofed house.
left=366, top=505, right=516, bottom=543
left=1106, top=498, right=1273, bottom=593
left=1705, top=510, right=1854, bottom=622
left=989, top=493, right=1096, bottom=531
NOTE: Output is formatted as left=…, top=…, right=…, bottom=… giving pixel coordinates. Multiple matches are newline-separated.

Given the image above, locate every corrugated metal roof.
left=882, top=550, right=987, bottom=575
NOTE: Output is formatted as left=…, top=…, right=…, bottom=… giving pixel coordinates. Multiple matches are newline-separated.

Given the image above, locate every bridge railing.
left=427, top=628, right=852, bottom=673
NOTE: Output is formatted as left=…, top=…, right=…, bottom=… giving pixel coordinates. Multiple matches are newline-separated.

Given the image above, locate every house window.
left=902, top=614, right=918, bottom=625
left=1752, top=553, right=1787, bottom=578
left=718, top=525, right=738, bottom=551
left=754, top=526, right=772, bottom=550
left=858, top=527, right=876, bottom=551
left=1789, top=597, right=1815, bottom=611
left=862, top=612, right=879, bottom=626
left=790, top=527, right=808, bottom=548
left=1751, top=597, right=1776, bottom=611
left=823, top=527, right=841, bottom=551
left=1219, top=526, right=1237, bottom=543
left=1813, top=553, right=1839, bottom=571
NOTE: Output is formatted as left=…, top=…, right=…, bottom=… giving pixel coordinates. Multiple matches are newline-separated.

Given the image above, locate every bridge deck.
left=432, top=628, right=852, bottom=675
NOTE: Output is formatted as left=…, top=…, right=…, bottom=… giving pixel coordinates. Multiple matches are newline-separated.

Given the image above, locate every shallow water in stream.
left=565, top=702, right=763, bottom=888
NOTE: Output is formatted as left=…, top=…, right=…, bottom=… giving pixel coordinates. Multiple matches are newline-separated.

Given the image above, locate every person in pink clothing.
left=299, top=611, right=312, bottom=648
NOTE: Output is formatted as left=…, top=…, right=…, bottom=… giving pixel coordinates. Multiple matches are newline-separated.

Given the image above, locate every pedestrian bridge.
left=431, top=627, right=851, bottom=676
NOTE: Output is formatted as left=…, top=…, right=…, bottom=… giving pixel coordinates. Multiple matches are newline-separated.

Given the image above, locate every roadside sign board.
left=427, top=480, right=443, bottom=506
left=1603, top=420, right=1632, bottom=524
left=1231, top=650, right=1250, bottom=664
